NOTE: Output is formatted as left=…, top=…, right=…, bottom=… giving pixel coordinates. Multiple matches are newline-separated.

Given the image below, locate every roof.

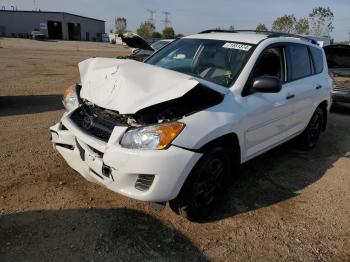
left=0, top=10, right=105, bottom=23
left=184, top=30, right=320, bottom=46
left=184, top=32, right=267, bottom=44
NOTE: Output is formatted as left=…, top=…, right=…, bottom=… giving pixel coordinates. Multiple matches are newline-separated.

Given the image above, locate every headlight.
left=63, top=84, right=78, bottom=111
left=120, top=122, right=185, bottom=150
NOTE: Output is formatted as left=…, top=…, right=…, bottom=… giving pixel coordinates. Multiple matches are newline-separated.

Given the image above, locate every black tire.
left=169, top=146, right=231, bottom=222
left=299, top=107, right=324, bottom=150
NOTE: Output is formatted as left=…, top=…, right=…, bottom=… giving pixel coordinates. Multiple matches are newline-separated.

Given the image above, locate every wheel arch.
left=198, top=132, right=241, bottom=165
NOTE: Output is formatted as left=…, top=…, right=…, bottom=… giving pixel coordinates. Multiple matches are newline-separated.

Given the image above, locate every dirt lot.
left=0, top=38, right=349, bottom=261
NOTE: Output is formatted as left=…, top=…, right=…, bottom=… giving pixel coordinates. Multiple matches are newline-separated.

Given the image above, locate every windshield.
left=146, top=38, right=254, bottom=87
left=151, top=40, right=172, bottom=51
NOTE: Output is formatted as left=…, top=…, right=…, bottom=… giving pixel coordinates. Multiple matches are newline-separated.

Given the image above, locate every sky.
left=1, top=0, right=349, bottom=41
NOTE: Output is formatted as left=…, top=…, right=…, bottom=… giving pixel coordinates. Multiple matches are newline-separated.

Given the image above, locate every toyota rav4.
left=50, top=30, right=332, bottom=221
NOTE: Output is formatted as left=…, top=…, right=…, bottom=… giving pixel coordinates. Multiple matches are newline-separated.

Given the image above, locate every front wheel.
left=169, top=146, right=231, bottom=222
left=299, top=107, right=324, bottom=150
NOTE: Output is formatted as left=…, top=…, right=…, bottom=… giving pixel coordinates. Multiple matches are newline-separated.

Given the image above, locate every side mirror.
left=251, top=76, right=282, bottom=93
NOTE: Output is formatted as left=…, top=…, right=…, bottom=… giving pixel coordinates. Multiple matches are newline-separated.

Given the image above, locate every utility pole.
left=146, top=9, right=156, bottom=25
left=162, top=11, right=171, bottom=28
left=33, top=0, right=38, bottom=11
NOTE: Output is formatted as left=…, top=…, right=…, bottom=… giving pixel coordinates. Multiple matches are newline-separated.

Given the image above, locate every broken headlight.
left=120, top=122, right=185, bottom=150
left=63, top=84, right=79, bottom=111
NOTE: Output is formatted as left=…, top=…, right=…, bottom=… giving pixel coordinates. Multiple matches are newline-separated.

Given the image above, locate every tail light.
left=328, top=70, right=335, bottom=81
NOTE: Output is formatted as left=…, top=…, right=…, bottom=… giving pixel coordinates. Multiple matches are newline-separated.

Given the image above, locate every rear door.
left=285, top=44, right=327, bottom=131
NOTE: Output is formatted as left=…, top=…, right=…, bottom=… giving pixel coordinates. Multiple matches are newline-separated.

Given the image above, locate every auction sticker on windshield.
left=222, top=43, right=252, bottom=51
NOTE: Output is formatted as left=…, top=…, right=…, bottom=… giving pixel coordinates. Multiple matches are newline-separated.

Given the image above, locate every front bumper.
left=50, top=114, right=202, bottom=202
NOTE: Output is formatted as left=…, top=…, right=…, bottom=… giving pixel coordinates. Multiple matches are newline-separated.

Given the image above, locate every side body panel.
left=173, top=38, right=331, bottom=164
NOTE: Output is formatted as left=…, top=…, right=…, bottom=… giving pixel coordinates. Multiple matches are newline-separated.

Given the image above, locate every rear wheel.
left=299, top=107, right=324, bottom=150
left=169, top=146, right=231, bottom=221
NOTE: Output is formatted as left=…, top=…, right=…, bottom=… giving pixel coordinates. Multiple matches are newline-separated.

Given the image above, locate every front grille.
left=70, top=104, right=127, bottom=142
left=135, top=174, right=155, bottom=191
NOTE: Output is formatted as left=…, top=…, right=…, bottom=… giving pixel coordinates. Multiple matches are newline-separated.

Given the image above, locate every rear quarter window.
left=310, top=47, right=324, bottom=74
left=288, top=45, right=312, bottom=80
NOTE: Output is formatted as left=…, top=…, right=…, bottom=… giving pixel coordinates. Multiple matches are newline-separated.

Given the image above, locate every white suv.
left=50, top=30, right=332, bottom=221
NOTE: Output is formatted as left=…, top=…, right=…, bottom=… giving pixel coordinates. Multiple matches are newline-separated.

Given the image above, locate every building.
left=0, top=10, right=105, bottom=41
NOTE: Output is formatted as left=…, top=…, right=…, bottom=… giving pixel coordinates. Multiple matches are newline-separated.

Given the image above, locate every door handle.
left=316, top=85, right=322, bottom=90
left=286, top=94, right=295, bottom=100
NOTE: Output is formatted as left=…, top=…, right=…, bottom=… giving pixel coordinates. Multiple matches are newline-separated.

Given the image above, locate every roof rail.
left=198, top=29, right=236, bottom=34
left=265, top=32, right=319, bottom=45
left=198, top=29, right=319, bottom=45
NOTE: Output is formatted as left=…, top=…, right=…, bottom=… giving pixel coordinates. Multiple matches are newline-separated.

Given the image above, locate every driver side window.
left=253, top=46, right=285, bottom=82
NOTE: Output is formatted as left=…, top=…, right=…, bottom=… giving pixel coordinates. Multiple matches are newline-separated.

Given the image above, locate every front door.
left=242, top=45, right=297, bottom=160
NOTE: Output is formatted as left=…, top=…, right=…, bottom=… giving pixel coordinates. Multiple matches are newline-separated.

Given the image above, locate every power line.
left=32, top=0, right=40, bottom=11
left=162, top=11, right=171, bottom=28
left=146, top=9, right=156, bottom=24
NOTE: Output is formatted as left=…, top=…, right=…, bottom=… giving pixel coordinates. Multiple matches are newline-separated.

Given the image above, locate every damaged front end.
left=64, top=57, right=227, bottom=144
left=70, top=81, right=224, bottom=143
left=51, top=57, right=226, bottom=202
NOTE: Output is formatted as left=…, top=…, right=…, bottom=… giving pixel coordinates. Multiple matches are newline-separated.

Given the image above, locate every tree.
left=136, top=21, right=155, bottom=38
left=308, top=7, right=334, bottom=36
left=272, top=14, right=297, bottom=33
left=162, top=27, right=175, bottom=39
left=256, top=23, right=268, bottom=32
left=152, top=32, right=162, bottom=38
left=228, top=25, right=235, bottom=31
left=295, top=18, right=310, bottom=35
left=115, top=17, right=127, bottom=35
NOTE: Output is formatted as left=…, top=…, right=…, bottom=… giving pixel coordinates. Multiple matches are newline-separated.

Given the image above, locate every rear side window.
left=310, top=47, right=324, bottom=74
left=288, top=45, right=312, bottom=80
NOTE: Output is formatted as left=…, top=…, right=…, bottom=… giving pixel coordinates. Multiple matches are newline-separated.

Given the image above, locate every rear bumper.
left=332, top=91, right=350, bottom=103
left=50, top=115, right=202, bottom=202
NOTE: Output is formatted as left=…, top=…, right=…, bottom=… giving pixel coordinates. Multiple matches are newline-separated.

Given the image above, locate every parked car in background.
left=31, top=30, right=45, bottom=40
left=118, top=32, right=174, bottom=61
left=324, top=45, right=350, bottom=104
left=51, top=30, right=332, bottom=221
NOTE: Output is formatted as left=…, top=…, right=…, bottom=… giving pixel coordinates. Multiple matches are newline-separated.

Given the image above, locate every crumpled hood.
left=119, top=32, right=154, bottom=51
left=79, top=58, right=227, bottom=114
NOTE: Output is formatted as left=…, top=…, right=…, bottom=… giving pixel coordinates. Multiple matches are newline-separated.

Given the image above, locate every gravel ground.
left=0, top=38, right=349, bottom=261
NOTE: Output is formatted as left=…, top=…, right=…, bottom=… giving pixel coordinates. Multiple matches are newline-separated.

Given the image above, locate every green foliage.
left=308, top=7, right=334, bottom=36
left=136, top=21, right=156, bottom=38
left=162, top=27, right=175, bottom=39
left=256, top=23, right=268, bottom=32
left=272, top=14, right=297, bottom=33
left=152, top=32, right=162, bottom=38
left=175, top=33, right=184, bottom=38
left=228, top=25, right=235, bottom=31
left=115, top=17, right=127, bottom=35
left=295, top=18, right=310, bottom=35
